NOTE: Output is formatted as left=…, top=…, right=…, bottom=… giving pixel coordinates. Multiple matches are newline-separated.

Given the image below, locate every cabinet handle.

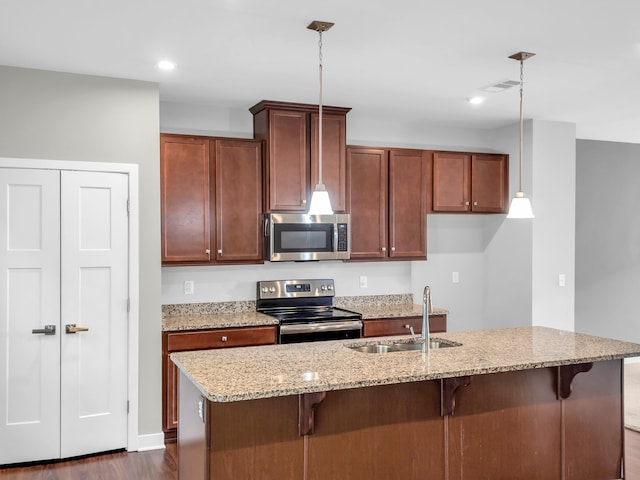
left=381, top=247, right=386, bottom=252
left=205, top=249, right=211, bottom=260
left=217, top=249, right=222, bottom=255
left=221, top=336, right=228, bottom=342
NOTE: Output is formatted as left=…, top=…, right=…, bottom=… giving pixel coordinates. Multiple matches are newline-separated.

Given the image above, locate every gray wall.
left=576, top=140, right=640, bottom=342
left=0, top=66, right=162, bottom=436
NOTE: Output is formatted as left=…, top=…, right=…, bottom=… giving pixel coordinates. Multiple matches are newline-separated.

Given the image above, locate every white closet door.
left=0, top=168, right=61, bottom=464
left=60, top=171, right=129, bottom=458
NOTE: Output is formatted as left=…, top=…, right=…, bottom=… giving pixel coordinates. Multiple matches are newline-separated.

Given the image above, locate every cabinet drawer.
left=363, top=315, right=446, bottom=338
left=167, top=326, right=277, bottom=351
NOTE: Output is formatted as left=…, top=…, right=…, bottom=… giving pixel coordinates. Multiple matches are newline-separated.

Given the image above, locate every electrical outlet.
left=558, top=274, right=566, bottom=287
left=184, top=280, right=194, bottom=295
left=359, top=275, right=368, bottom=288
left=452, top=272, right=460, bottom=284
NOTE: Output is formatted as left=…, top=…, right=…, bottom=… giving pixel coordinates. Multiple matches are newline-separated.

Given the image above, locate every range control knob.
left=269, top=287, right=276, bottom=293
left=327, top=284, right=333, bottom=291
left=261, top=286, right=269, bottom=293
left=321, top=285, right=327, bottom=291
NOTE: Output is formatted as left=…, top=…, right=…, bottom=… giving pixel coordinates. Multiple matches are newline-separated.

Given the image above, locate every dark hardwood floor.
left=2, top=431, right=640, bottom=479
left=0, top=443, right=177, bottom=480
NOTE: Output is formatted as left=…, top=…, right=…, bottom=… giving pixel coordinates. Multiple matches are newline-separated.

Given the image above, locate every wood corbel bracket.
left=298, top=391, right=327, bottom=436
left=441, top=376, right=472, bottom=416
left=557, top=363, right=593, bottom=400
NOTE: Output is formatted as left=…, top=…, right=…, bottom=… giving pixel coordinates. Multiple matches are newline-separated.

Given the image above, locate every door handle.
left=32, top=324, right=56, bottom=335
left=66, top=324, right=89, bottom=334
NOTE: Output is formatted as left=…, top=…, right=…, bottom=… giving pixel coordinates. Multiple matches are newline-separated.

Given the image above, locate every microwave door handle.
left=264, top=216, right=270, bottom=238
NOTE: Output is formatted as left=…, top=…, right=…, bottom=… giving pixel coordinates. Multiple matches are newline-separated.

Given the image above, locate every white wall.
left=576, top=140, right=640, bottom=342
left=531, top=121, right=576, bottom=331
left=0, top=66, right=162, bottom=437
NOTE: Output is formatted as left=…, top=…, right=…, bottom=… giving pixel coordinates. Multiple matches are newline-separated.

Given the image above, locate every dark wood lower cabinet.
left=362, top=314, right=446, bottom=337
left=178, top=359, right=623, bottom=480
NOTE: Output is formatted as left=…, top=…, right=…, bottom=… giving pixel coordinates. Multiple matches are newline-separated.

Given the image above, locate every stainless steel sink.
left=348, top=338, right=459, bottom=353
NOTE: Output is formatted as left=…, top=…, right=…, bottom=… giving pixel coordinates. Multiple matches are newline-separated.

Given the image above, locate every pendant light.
left=507, top=51, right=535, bottom=219
left=307, top=20, right=334, bottom=215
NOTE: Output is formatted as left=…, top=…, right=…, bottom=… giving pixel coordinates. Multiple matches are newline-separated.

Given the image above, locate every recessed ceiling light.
left=468, top=96, right=485, bottom=105
left=157, top=60, right=176, bottom=71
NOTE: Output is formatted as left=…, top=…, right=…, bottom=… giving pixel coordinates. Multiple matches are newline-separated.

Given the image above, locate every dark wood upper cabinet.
left=347, top=147, right=388, bottom=260
left=470, top=154, right=509, bottom=213
left=433, top=152, right=508, bottom=213
left=388, top=149, right=429, bottom=258
left=250, top=100, right=350, bottom=213
left=160, top=135, right=211, bottom=263
left=212, top=139, right=263, bottom=262
left=347, top=147, right=429, bottom=261
left=160, top=134, right=263, bottom=266
left=310, top=112, right=347, bottom=213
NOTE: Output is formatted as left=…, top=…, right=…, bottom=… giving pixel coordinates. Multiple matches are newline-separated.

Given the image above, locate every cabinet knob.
left=302, top=199, right=307, bottom=204
left=465, top=201, right=470, bottom=206
left=221, top=336, right=228, bottom=342
left=381, top=247, right=386, bottom=252
left=473, top=201, right=478, bottom=206
left=404, top=324, right=410, bottom=329
left=205, top=249, right=210, bottom=254
left=391, top=247, right=396, bottom=252
left=217, top=249, right=222, bottom=255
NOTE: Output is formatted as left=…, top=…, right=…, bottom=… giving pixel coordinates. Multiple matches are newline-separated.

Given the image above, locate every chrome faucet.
left=422, top=286, right=431, bottom=354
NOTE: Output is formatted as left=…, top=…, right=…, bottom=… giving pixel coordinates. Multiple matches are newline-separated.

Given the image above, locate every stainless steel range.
left=256, top=279, right=363, bottom=344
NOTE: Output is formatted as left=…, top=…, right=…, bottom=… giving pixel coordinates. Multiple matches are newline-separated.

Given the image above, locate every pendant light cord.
left=518, top=58, right=524, bottom=193
left=318, top=29, right=324, bottom=187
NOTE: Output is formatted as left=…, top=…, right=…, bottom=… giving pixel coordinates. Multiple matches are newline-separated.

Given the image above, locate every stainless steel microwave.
left=265, top=213, right=350, bottom=262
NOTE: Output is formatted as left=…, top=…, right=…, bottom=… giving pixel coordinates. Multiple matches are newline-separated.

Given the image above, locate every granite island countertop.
left=170, top=326, right=640, bottom=403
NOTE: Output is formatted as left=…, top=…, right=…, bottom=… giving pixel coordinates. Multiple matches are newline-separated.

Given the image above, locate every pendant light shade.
left=507, top=51, right=535, bottom=219
left=307, top=20, right=334, bottom=215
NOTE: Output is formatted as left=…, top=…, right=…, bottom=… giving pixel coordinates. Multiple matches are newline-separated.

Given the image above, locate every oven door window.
left=273, top=223, right=333, bottom=253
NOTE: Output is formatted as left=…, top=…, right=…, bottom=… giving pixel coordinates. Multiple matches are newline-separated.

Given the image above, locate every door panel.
left=0, top=169, right=61, bottom=464
left=60, top=171, right=128, bottom=458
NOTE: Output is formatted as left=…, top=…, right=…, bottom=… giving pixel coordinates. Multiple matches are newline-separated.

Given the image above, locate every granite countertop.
left=170, top=326, right=640, bottom=403
left=162, top=294, right=448, bottom=331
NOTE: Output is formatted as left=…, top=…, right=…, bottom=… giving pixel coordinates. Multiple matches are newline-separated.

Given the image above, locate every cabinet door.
left=347, top=147, right=388, bottom=259
left=310, top=113, right=347, bottom=212
left=160, top=135, right=211, bottom=263
left=471, top=154, right=508, bottom=213
left=212, top=139, right=263, bottom=262
left=388, top=150, right=428, bottom=259
left=432, top=152, right=470, bottom=212
left=266, top=110, right=308, bottom=211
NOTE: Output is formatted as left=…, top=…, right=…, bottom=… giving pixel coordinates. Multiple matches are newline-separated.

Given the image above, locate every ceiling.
left=2, top=0, right=640, bottom=143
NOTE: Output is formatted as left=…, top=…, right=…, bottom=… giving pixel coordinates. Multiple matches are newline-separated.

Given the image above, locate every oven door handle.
left=279, top=320, right=363, bottom=334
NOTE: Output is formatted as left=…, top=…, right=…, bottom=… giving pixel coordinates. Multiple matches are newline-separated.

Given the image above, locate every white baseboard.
left=136, top=433, right=166, bottom=452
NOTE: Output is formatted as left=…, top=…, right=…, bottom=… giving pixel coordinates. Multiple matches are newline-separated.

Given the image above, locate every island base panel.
left=307, top=381, right=445, bottom=479
left=208, top=395, right=304, bottom=480
left=447, top=366, right=562, bottom=479
left=563, top=359, right=623, bottom=479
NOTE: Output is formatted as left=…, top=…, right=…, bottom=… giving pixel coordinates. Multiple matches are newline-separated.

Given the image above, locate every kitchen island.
left=171, top=327, right=640, bottom=480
